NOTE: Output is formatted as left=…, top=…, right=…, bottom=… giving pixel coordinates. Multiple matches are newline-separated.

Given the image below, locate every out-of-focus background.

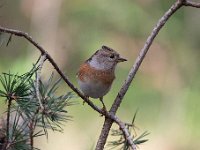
left=0, top=0, right=200, bottom=149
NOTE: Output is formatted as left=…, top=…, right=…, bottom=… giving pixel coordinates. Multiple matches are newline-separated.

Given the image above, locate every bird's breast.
left=77, top=63, right=115, bottom=98
left=77, top=63, right=115, bottom=85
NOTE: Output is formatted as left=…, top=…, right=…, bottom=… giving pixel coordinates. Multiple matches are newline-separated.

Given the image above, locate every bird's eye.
left=110, top=54, right=115, bottom=59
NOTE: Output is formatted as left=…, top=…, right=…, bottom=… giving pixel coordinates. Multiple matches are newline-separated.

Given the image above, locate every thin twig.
left=32, top=54, right=46, bottom=149
left=183, top=0, right=200, bottom=8
left=35, top=54, right=46, bottom=111
left=6, top=34, right=12, bottom=46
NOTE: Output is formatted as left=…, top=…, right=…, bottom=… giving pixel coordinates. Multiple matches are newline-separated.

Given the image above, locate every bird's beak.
left=117, top=57, right=127, bottom=63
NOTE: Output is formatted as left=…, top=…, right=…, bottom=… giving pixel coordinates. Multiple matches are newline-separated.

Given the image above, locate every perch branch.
left=96, top=0, right=200, bottom=149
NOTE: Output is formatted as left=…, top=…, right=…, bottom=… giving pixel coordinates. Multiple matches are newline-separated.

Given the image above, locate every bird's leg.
left=100, top=97, right=107, bottom=112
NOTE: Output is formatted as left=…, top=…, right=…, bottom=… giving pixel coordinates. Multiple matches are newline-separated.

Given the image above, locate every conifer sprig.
left=0, top=63, right=75, bottom=150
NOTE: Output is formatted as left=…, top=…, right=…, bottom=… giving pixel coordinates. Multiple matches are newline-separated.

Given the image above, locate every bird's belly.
left=78, top=79, right=111, bottom=98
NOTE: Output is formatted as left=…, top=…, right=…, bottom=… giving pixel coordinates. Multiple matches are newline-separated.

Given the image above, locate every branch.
left=183, top=0, right=200, bottom=8
left=96, top=0, right=200, bottom=149
left=35, top=55, right=46, bottom=111
left=0, top=26, right=136, bottom=149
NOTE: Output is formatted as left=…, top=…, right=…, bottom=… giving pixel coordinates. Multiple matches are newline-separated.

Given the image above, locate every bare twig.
left=6, top=34, right=12, bottom=46
left=183, top=0, right=200, bottom=8
left=35, top=54, right=46, bottom=111
left=96, top=0, right=200, bottom=149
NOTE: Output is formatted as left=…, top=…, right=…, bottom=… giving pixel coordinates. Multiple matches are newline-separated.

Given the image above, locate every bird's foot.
left=99, top=97, right=108, bottom=116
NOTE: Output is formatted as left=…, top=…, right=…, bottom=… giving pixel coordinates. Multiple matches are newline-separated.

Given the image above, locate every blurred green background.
left=0, top=0, right=200, bottom=149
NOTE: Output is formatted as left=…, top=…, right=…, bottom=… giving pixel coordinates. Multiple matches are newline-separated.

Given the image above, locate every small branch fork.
left=0, top=0, right=199, bottom=149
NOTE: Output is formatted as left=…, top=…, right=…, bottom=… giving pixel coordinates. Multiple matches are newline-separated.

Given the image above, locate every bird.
left=77, top=45, right=127, bottom=110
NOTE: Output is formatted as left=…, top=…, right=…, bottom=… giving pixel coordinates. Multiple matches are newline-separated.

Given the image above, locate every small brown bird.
left=77, top=46, right=127, bottom=109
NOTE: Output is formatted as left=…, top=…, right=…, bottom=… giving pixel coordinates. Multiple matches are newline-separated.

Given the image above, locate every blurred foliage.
left=0, top=0, right=200, bottom=150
